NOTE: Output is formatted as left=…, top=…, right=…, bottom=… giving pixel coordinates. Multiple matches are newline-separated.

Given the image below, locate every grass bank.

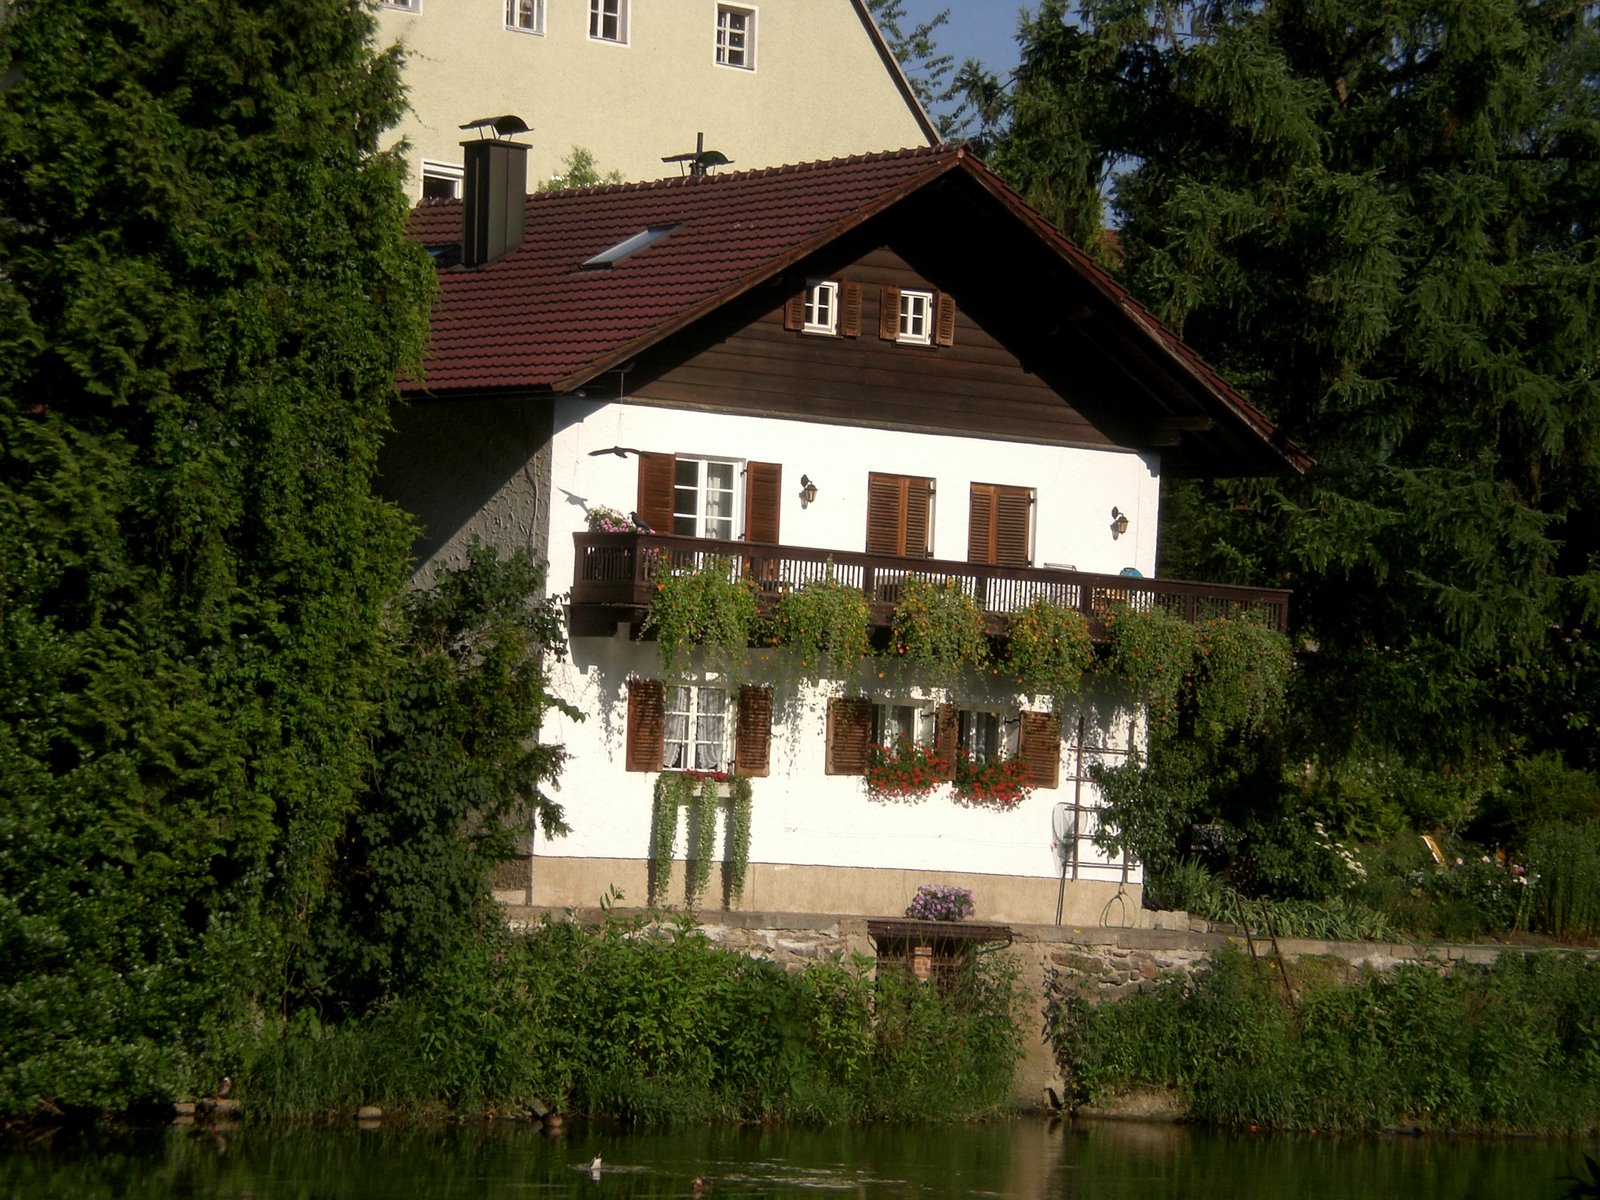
left=1046, top=945, right=1600, bottom=1134
left=248, top=910, right=1021, bottom=1124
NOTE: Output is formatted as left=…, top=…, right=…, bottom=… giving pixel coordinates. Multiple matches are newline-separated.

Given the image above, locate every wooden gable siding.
left=624, top=247, right=1123, bottom=452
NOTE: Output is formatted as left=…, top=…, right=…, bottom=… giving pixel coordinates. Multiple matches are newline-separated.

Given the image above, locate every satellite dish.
left=1052, top=802, right=1077, bottom=847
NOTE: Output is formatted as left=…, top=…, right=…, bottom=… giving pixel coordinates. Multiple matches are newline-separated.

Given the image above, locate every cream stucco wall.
left=373, top=0, right=934, bottom=196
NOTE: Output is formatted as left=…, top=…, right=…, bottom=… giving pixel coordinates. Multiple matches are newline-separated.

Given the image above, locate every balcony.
left=569, top=532, right=1289, bottom=640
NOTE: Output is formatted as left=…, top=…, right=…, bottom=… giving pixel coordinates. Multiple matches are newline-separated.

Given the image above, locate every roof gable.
left=407, top=146, right=1309, bottom=477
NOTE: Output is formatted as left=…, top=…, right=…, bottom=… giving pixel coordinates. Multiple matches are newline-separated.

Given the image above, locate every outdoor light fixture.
left=799, top=475, right=819, bottom=508
left=1110, top=507, right=1130, bottom=539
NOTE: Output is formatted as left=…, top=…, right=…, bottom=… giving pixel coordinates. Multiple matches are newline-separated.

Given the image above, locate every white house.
left=382, top=138, right=1307, bottom=928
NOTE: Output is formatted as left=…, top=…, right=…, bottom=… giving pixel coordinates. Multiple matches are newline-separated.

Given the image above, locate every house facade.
left=373, top=0, right=936, bottom=198
left=383, top=141, right=1307, bottom=927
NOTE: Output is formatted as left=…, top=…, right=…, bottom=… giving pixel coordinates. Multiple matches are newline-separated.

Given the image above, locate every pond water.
left=1, top=1117, right=1590, bottom=1200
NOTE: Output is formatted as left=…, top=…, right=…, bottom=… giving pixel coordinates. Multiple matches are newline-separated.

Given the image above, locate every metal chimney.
left=459, top=116, right=530, bottom=267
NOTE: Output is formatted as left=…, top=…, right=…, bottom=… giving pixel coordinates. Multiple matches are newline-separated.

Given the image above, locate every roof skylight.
left=581, top=224, right=681, bottom=269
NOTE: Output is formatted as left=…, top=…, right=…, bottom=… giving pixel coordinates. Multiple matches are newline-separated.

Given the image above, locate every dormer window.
left=804, top=281, right=838, bottom=334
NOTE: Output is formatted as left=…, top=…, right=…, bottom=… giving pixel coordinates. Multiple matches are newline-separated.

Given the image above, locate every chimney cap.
left=459, top=114, right=531, bottom=139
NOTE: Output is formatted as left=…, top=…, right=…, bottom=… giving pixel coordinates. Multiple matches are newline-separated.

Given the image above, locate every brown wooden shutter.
left=839, top=281, right=862, bottom=337
left=636, top=452, right=675, bottom=534
left=744, top=461, right=782, bottom=544
left=968, top=483, right=996, bottom=563
left=866, top=473, right=903, bottom=556
left=867, top=473, right=933, bottom=558
left=904, top=477, right=932, bottom=557
left=826, top=696, right=873, bottom=775
left=934, top=291, right=956, bottom=346
left=1018, top=710, right=1061, bottom=788
left=968, top=483, right=1032, bottom=566
left=626, top=679, right=666, bottom=772
left=934, top=703, right=958, bottom=780
left=995, top=487, right=1033, bottom=566
left=784, top=289, right=806, bottom=331
left=878, top=286, right=901, bottom=340
left=735, top=685, right=773, bottom=777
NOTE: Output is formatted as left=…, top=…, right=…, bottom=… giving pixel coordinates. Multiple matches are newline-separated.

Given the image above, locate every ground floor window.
left=664, top=684, right=727, bottom=771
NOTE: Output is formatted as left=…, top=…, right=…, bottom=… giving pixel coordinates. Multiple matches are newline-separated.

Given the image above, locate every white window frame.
left=803, top=280, right=838, bottom=335
left=898, top=289, right=933, bottom=345
left=873, top=703, right=933, bottom=748
left=420, top=160, right=463, bottom=201
left=664, top=684, right=729, bottom=772
left=506, top=0, right=545, bottom=33
left=715, top=4, right=756, bottom=70
left=957, top=709, right=1016, bottom=764
left=589, top=0, right=628, bottom=43
left=379, top=0, right=419, bottom=10
left=672, top=456, right=743, bottom=541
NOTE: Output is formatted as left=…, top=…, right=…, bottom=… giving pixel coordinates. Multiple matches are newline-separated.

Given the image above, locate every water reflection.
left=0, top=1117, right=1585, bottom=1199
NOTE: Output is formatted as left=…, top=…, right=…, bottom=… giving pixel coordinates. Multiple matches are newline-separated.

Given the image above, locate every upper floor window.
left=636, top=452, right=782, bottom=544
left=674, top=457, right=740, bottom=540
left=898, top=289, right=933, bottom=344
left=804, top=281, right=837, bottom=334
left=878, top=285, right=956, bottom=346
left=968, top=483, right=1034, bottom=567
left=380, top=0, right=419, bottom=10
left=716, top=5, right=755, bottom=69
left=590, top=0, right=628, bottom=42
left=866, top=472, right=934, bottom=558
left=785, top=278, right=860, bottom=337
left=420, top=161, right=463, bottom=200
left=506, top=0, right=545, bottom=33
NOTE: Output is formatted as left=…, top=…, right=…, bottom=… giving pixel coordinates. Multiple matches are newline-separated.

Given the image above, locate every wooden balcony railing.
left=570, top=532, right=1290, bottom=638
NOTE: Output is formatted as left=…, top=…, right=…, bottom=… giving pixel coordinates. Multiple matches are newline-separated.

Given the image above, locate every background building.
left=374, top=0, right=937, bottom=197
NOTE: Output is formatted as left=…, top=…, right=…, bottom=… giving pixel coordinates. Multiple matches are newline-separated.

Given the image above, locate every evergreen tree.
left=979, top=0, right=1600, bottom=825
left=0, top=0, right=434, bottom=1113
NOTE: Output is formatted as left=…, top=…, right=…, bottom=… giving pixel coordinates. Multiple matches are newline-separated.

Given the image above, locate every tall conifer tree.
left=0, top=0, right=433, bottom=1111
left=979, top=0, right=1600, bottom=814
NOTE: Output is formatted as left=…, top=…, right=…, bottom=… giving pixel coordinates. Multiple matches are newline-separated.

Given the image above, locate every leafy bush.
left=1191, top=616, right=1291, bottom=742
left=1100, top=603, right=1195, bottom=726
left=1046, top=945, right=1600, bottom=1132
left=251, top=911, right=1025, bottom=1124
left=1525, top=821, right=1600, bottom=940
left=1004, top=597, right=1093, bottom=708
left=890, top=576, right=989, bottom=688
left=642, top=556, right=760, bottom=678
left=772, top=571, right=871, bottom=679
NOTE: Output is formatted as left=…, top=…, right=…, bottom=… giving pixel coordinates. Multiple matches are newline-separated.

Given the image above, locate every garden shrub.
left=1525, top=821, right=1600, bottom=940
left=1046, top=945, right=1600, bottom=1133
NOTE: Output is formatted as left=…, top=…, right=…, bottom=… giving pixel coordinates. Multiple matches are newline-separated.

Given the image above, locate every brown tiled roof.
left=407, top=144, right=1311, bottom=474
left=408, top=144, right=964, bottom=393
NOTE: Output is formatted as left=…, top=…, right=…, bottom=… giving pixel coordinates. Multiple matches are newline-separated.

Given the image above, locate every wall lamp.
left=799, top=475, right=819, bottom=508
left=1110, top=507, right=1130, bottom=540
